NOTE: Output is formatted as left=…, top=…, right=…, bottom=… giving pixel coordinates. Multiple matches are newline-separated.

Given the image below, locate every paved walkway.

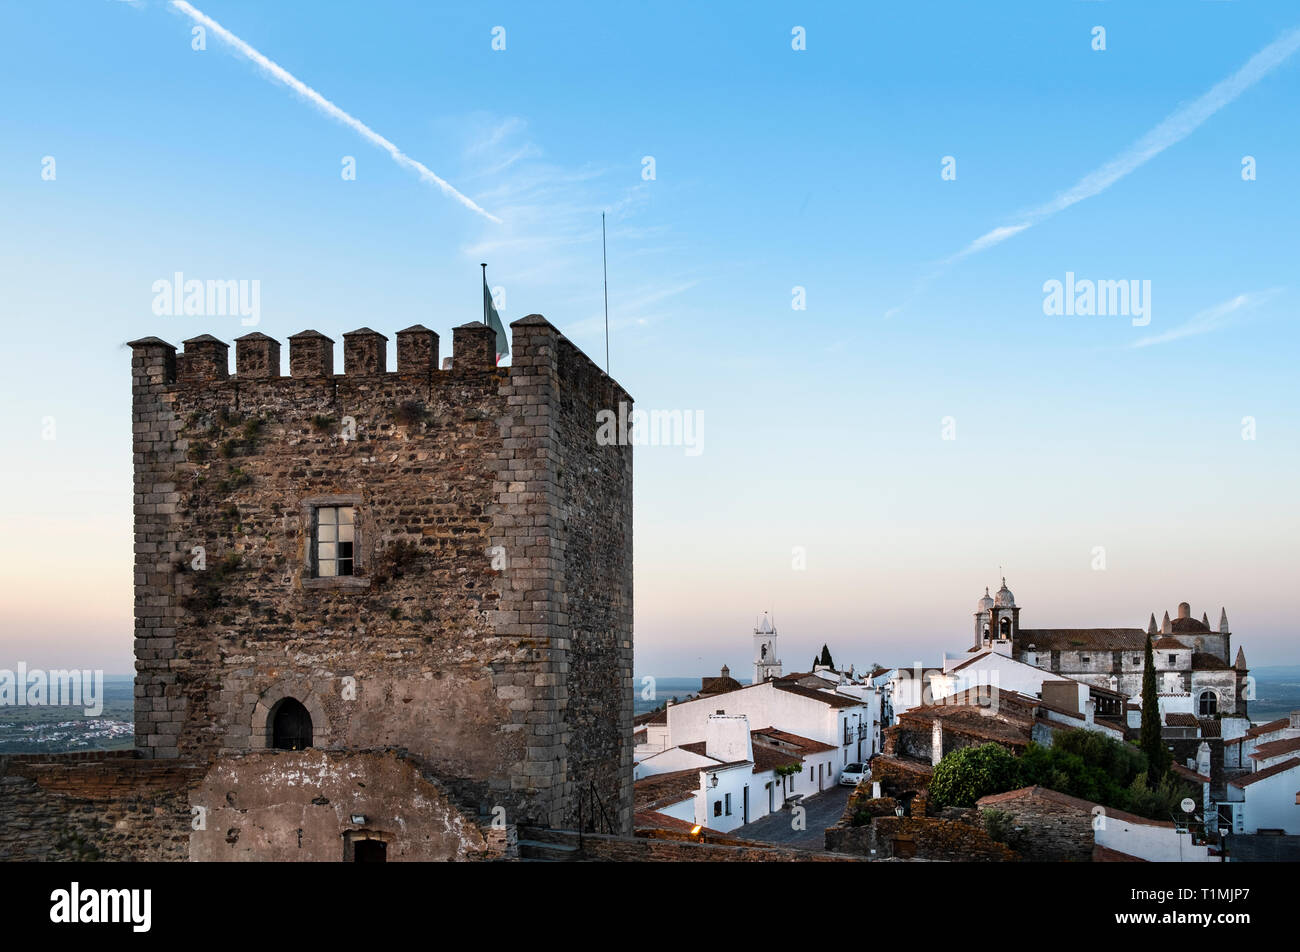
left=731, top=785, right=853, bottom=850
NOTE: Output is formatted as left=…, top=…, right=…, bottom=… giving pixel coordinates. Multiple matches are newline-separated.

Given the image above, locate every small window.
left=1198, top=690, right=1218, bottom=717
left=1081, top=656, right=1091, bottom=664
left=724, top=793, right=732, bottom=816
left=314, top=506, right=355, bottom=577
left=1168, top=653, right=1176, bottom=665
left=713, top=801, right=722, bottom=817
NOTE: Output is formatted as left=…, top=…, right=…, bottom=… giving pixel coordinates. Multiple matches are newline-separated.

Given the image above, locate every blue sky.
left=1, top=1, right=1297, bottom=675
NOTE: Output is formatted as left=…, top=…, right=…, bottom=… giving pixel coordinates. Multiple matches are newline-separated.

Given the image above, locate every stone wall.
left=189, top=749, right=500, bottom=861
left=126, top=315, right=633, bottom=837
left=0, top=752, right=201, bottom=861
left=522, top=827, right=862, bottom=862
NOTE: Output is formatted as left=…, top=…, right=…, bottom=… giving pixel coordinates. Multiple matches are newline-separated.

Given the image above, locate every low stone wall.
left=869, top=755, right=933, bottom=797
left=0, top=753, right=203, bottom=861
left=523, top=827, right=863, bottom=862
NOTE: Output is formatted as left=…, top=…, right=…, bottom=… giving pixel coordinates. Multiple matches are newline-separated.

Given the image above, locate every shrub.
left=929, top=743, right=1021, bottom=809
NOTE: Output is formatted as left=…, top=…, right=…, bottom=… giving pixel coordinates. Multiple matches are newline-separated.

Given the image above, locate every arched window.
left=269, top=698, right=313, bottom=750
left=999, top=617, right=1011, bottom=638
left=1198, top=690, right=1218, bottom=717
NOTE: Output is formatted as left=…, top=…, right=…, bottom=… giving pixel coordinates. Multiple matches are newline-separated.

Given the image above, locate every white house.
left=664, top=679, right=873, bottom=785
left=1221, top=757, right=1300, bottom=835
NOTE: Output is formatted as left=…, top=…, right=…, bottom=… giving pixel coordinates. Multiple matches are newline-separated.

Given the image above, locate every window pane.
left=318, top=524, right=336, bottom=542
left=318, top=542, right=336, bottom=560
left=338, top=524, right=354, bottom=543
left=318, top=507, right=337, bottom=525
left=338, top=541, right=353, bottom=559
left=338, top=558, right=353, bottom=577
left=339, top=507, right=354, bottom=525
left=318, top=560, right=337, bottom=577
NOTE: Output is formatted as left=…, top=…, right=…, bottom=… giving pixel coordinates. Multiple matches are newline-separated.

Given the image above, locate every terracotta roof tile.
left=633, top=768, right=702, bottom=811
left=751, top=727, right=836, bottom=754
left=1245, top=716, right=1291, bottom=739
left=1019, top=628, right=1147, bottom=651
left=1229, top=757, right=1300, bottom=788
left=1249, top=737, right=1300, bottom=761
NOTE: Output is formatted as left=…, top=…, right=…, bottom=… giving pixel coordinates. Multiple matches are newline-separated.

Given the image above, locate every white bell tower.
left=753, top=613, right=782, bottom=684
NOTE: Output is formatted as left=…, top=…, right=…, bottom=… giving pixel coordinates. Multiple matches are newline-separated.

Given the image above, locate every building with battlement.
left=0, top=314, right=634, bottom=862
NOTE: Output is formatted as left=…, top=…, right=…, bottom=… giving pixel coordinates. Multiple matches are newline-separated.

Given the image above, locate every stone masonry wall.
left=127, top=315, right=633, bottom=837
left=0, top=752, right=201, bottom=861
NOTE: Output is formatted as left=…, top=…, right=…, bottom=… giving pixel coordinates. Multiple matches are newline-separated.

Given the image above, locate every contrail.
left=170, top=1, right=501, bottom=224
left=949, top=25, right=1300, bottom=262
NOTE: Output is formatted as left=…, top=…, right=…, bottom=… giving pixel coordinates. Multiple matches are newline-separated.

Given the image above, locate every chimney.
left=235, top=332, right=280, bottom=378
left=1290, top=711, right=1300, bottom=731
left=179, top=334, right=229, bottom=384
left=720, top=664, right=730, bottom=679
left=1161, top=611, right=1172, bottom=635
left=1219, top=608, right=1230, bottom=634
left=289, top=330, right=334, bottom=377
left=704, top=714, right=752, bottom=763
left=342, top=327, right=387, bottom=375
left=452, top=322, right=497, bottom=371
left=1196, top=741, right=1211, bottom=778
left=930, top=720, right=943, bottom=766
left=1178, top=601, right=1191, bottom=620
left=395, top=324, right=439, bottom=374
left=1147, top=613, right=1158, bottom=636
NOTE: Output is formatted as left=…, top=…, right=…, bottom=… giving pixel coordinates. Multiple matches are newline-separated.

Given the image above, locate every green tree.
left=819, top=644, right=835, bottom=669
left=929, top=743, right=1021, bottom=808
left=1139, top=634, right=1170, bottom=781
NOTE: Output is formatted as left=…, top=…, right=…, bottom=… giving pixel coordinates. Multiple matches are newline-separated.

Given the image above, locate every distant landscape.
left=0, top=675, right=133, bottom=753
left=1, top=668, right=1295, bottom=754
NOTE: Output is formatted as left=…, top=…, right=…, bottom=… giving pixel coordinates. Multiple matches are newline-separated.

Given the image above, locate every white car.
left=839, top=762, right=870, bottom=787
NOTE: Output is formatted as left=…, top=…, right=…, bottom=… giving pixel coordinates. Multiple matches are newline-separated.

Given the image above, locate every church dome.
left=994, top=579, right=1015, bottom=607
left=976, top=588, right=995, bottom=612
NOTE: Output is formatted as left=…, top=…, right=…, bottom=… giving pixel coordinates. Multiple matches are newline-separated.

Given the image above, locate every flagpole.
left=480, top=262, right=488, bottom=325
left=601, top=213, right=609, bottom=374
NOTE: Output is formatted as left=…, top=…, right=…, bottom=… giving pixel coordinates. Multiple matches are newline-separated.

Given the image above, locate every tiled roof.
left=751, top=727, right=837, bottom=754
left=1229, top=757, right=1300, bottom=789
left=1171, top=763, right=1210, bottom=785
left=1191, top=652, right=1229, bottom=671
left=1171, top=616, right=1210, bottom=634
left=1245, top=716, right=1291, bottom=739
left=1249, top=737, right=1300, bottom=761
left=1152, top=636, right=1190, bottom=650
left=772, top=682, right=863, bottom=709
left=634, top=768, right=703, bottom=811
left=1198, top=718, right=1221, bottom=738
left=752, top=745, right=803, bottom=773
left=1165, top=713, right=1198, bottom=727
left=700, top=676, right=743, bottom=695
left=633, top=707, right=668, bottom=727
left=1019, top=628, right=1147, bottom=651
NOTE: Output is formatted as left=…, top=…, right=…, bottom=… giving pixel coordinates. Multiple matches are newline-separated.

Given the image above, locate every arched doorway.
left=269, top=697, right=313, bottom=750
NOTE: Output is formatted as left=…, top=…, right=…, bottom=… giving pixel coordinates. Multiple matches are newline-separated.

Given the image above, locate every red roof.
left=1229, top=757, right=1300, bottom=789
left=1249, top=737, right=1300, bottom=761
left=751, top=727, right=836, bottom=754
left=1245, top=716, right=1291, bottom=739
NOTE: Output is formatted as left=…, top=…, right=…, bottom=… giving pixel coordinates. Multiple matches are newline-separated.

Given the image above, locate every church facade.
left=971, top=579, right=1250, bottom=722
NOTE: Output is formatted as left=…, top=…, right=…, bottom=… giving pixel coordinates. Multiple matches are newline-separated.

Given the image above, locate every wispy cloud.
left=1129, top=289, right=1281, bottom=348
left=167, top=1, right=500, bottom=223
left=949, top=24, right=1300, bottom=262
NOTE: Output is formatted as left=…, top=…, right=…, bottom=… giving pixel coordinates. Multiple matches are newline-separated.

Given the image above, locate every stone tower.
left=128, top=315, right=634, bottom=836
left=753, top=613, right=782, bottom=684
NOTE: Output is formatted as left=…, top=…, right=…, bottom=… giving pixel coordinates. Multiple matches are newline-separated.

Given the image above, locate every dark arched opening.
left=999, top=617, right=1011, bottom=638
left=269, top=697, right=313, bottom=750
left=1198, top=690, right=1218, bottom=717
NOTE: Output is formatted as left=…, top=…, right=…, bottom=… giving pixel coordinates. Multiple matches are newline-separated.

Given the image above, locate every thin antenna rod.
left=602, top=212, right=609, bottom=374
left=480, top=262, right=488, bottom=325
